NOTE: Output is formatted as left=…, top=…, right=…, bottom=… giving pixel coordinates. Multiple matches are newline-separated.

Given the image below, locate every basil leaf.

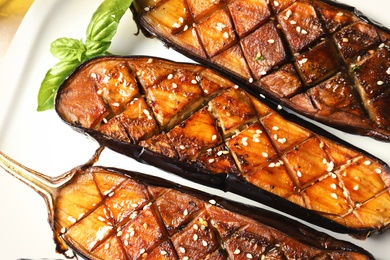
left=85, top=40, right=111, bottom=58
left=85, top=0, right=133, bottom=55
left=37, top=60, right=80, bottom=111
left=50, top=37, right=86, bottom=62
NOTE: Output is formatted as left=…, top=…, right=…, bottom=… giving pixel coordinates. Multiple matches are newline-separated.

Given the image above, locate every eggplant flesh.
left=55, top=56, right=390, bottom=238
left=130, top=0, right=390, bottom=142
left=0, top=150, right=374, bottom=260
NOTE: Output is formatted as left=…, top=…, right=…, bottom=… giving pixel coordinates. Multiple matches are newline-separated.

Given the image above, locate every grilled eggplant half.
left=0, top=149, right=376, bottom=259
left=55, top=56, right=390, bottom=239
left=130, top=0, right=390, bottom=142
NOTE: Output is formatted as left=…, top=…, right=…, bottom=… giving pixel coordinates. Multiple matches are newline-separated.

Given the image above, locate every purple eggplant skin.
left=55, top=55, right=390, bottom=238
left=130, top=0, right=390, bottom=142
left=82, top=164, right=375, bottom=260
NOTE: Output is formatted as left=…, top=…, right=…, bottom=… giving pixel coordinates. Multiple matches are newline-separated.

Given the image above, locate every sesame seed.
left=260, top=94, right=266, bottom=99
left=256, top=129, right=262, bottom=134
left=98, top=216, right=106, bottom=222
left=147, top=58, right=153, bottom=63
left=262, top=152, right=269, bottom=157
left=301, top=29, right=308, bottom=35
left=268, top=39, right=275, bottom=44
left=386, top=68, right=390, bottom=75
left=376, top=168, right=382, bottom=174
left=124, top=240, right=129, bottom=246
left=298, top=58, right=308, bottom=64
left=144, top=7, right=150, bottom=11
left=260, top=71, right=267, bottom=75
left=269, top=162, right=275, bottom=168
left=129, top=229, right=135, bottom=237
left=336, top=12, right=344, bottom=16
left=242, top=137, right=248, bottom=146
left=331, top=193, right=338, bottom=199
left=193, top=234, right=198, bottom=241
left=296, top=26, right=301, bottom=33
left=202, top=240, right=208, bottom=246
left=379, top=43, right=385, bottom=48
left=160, top=250, right=167, bottom=255
left=140, top=248, right=146, bottom=254
left=208, top=158, right=215, bottom=163
left=247, top=253, right=253, bottom=259
left=285, top=9, right=292, bottom=19
left=191, top=79, right=198, bottom=84
left=183, top=257, right=189, bottom=260
left=377, top=81, right=384, bottom=85
left=353, top=184, right=359, bottom=191
left=277, top=138, right=287, bottom=144
left=112, top=102, right=120, bottom=107
left=327, top=161, right=334, bottom=172
left=234, top=84, right=239, bottom=89
left=183, top=25, right=189, bottom=31
left=209, top=199, right=217, bottom=205
left=179, top=17, right=184, bottom=23
left=104, top=243, right=110, bottom=249
left=212, top=134, right=217, bottom=141
left=253, top=136, right=260, bottom=143
left=117, top=230, right=123, bottom=236
left=61, top=227, right=66, bottom=234
left=172, top=83, right=178, bottom=88
left=364, top=160, right=371, bottom=165
left=277, top=105, right=283, bottom=110
left=274, top=1, right=279, bottom=7
left=342, top=37, right=349, bottom=42
left=223, top=32, right=229, bottom=39
left=234, top=249, right=241, bottom=254
left=180, top=145, right=185, bottom=150
left=179, top=247, right=186, bottom=253
left=216, top=22, right=226, bottom=31
left=273, top=134, right=278, bottom=140
left=193, top=224, right=199, bottom=230
left=183, top=209, right=189, bottom=216
left=67, top=216, right=77, bottom=223
left=290, top=20, right=297, bottom=24
left=131, top=203, right=138, bottom=208
left=330, top=183, right=337, bottom=190
left=172, top=22, right=180, bottom=28
left=297, top=171, right=302, bottom=177
left=167, top=73, right=173, bottom=80
left=249, top=77, right=254, bottom=83
left=272, top=126, right=279, bottom=131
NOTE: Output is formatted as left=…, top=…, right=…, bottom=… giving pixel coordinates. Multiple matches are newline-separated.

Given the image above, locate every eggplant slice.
left=130, top=0, right=390, bottom=142
left=0, top=149, right=375, bottom=259
left=55, top=56, right=390, bottom=238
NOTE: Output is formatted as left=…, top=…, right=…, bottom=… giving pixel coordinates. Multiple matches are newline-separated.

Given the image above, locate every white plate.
left=0, top=0, right=389, bottom=259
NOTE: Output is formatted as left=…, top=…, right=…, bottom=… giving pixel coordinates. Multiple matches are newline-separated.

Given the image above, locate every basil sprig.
left=37, top=0, right=133, bottom=111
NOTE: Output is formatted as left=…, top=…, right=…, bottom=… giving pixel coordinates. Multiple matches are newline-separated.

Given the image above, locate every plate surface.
left=0, top=0, right=389, bottom=259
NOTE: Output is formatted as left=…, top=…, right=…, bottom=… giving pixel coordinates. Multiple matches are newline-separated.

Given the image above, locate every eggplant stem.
left=0, top=151, right=75, bottom=219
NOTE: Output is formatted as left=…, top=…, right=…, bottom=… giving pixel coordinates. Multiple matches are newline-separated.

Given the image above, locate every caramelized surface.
left=132, top=0, right=390, bottom=141
left=54, top=167, right=373, bottom=259
left=56, top=57, right=390, bottom=235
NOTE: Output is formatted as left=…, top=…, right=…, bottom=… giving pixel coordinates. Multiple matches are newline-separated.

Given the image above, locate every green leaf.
left=50, top=37, right=86, bottom=62
left=37, top=60, right=80, bottom=111
left=85, top=0, right=133, bottom=55
left=85, top=40, right=111, bottom=58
